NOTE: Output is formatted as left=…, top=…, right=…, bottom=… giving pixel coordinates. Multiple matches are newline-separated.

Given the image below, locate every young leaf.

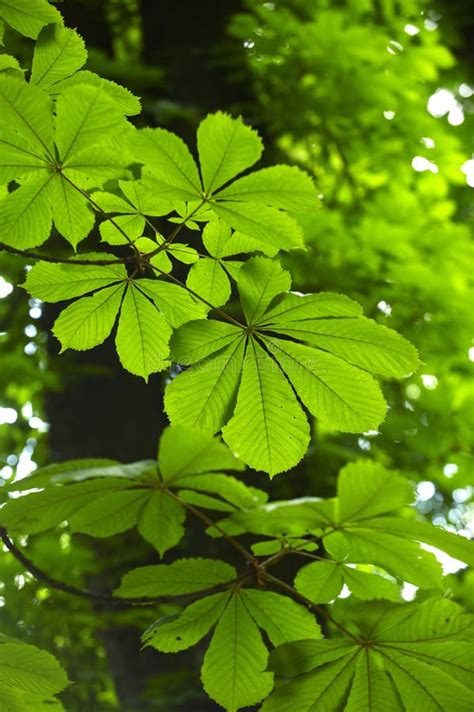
left=201, top=592, right=273, bottom=712
left=52, top=283, right=125, bottom=352
left=115, top=284, right=171, bottom=380
left=116, top=558, right=236, bottom=597
left=173, top=472, right=267, bottom=509
left=168, top=319, right=243, bottom=365
left=222, top=339, right=310, bottom=476
left=143, top=592, right=230, bottom=652
left=0, top=124, right=48, bottom=184
left=0, top=0, right=62, bottom=38
left=30, top=25, right=87, bottom=89
left=197, top=111, right=263, bottom=194
left=137, top=490, right=186, bottom=557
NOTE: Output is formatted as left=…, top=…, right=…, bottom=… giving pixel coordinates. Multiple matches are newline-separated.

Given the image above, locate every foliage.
left=0, top=0, right=472, bottom=710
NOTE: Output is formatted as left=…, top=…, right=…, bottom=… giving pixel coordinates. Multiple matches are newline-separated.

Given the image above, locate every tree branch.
left=0, top=527, right=241, bottom=609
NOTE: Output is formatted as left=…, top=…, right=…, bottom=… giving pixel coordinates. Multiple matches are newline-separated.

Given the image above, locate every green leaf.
left=201, top=592, right=273, bottom=712
left=137, top=490, right=186, bottom=557
left=138, top=279, right=207, bottom=328
left=0, top=0, right=62, bottom=38
left=173, top=472, right=267, bottom=509
left=177, top=489, right=236, bottom=512
left=165, top=337, right=247, bottom=433
left=30, top=25, right=86, bottom=89
left=294, top=561, right=344, bottom=603
left=0, top=174, right=54, bottom=248
left=0, top=124, right=48, bottom=185
left=169, top=319, right=243, bottom=365
left=128, top=127, right=201, bottom=200
left=7, top=458, right=152, bottom=491
left=237, top=257, right=291, bottom=324
left=50, top=175, right=95, bottom=248
left=325, top=529, right=443, bottom=588
left=115, top=284, right=171, bottom=380
left=68, top=489, right=150, bottom=537
left=22, top=259, right=127, bottom=302
left=99, top=213, right=144, bottom=244
left=0, top=478, right=129, bottom=534
left=143, top=592, right=230, bottom=652
left=342, top=566, right=400, bottom=601
left=222, top=339, right=310, bottom=475
left=158, top=425, right=244, bottom=481
left=265, top=337, right=387, bottom=432
left=52, top=283, right=125, bottom=352
left=242, top=589, right=321, bottom=646
left=55, top=84, right=127, bottom=162
left=197, top=112, right=263, bottom=194
left=216, top=165, right=317, bottom=212
left=186, top=258, right=231, bottom=307
left=203, top=218, right=279, bottom=258
left=262, top=653, right=356, bottom=712
left=210, top=200, right=303, bottom=252
left=337, top=461, right=414, bottom=523
left=0, top=75, right=54, bottom=152
left=366, top=516, right=474, bottom=567
left=53, top=70, right=141, bottom=115
left=0, top=635, right=68, bottom=711
left=211, top=498, right=334, bottom=538
left=116, top=558, right=236, bottom=597
left=261, top=292, right=363, bottom=323
left=61, top=145, right=130, bottom=187
left=273, top=316, right=419, bottom=378
left=265, top=599, right=474, bottom=712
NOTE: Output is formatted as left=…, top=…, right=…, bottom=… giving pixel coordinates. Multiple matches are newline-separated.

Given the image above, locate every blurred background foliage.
left=0, top=0, right=472, bottom=709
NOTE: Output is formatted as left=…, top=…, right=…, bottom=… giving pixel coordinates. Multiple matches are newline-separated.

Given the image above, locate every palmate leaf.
left=0, top=0, right=62, bottom=39
left=264, top=598, right=474, bottom=712
left=0, top=634, right=69, bottom=712
left=23, top=259, right=205, bottom=380
left=166, top=256, right=418, bottom=475
left=0, top=75, right=130, bottom=247
left=144, top=587, right=320, bottom=712
left=53, top=70, right=141, bottom=115
left=213, top=460, right=473, bottom=587
left=3, top=426, right=259, bottom=557
left=127, top=112, right=318, bottom=253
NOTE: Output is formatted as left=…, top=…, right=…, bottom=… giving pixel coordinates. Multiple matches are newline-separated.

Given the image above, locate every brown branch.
left=163, top=489, right=256, bottom=563
left=0, top=527, right=240, bottom=609
left=0, top=242, right=132, bottom=266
